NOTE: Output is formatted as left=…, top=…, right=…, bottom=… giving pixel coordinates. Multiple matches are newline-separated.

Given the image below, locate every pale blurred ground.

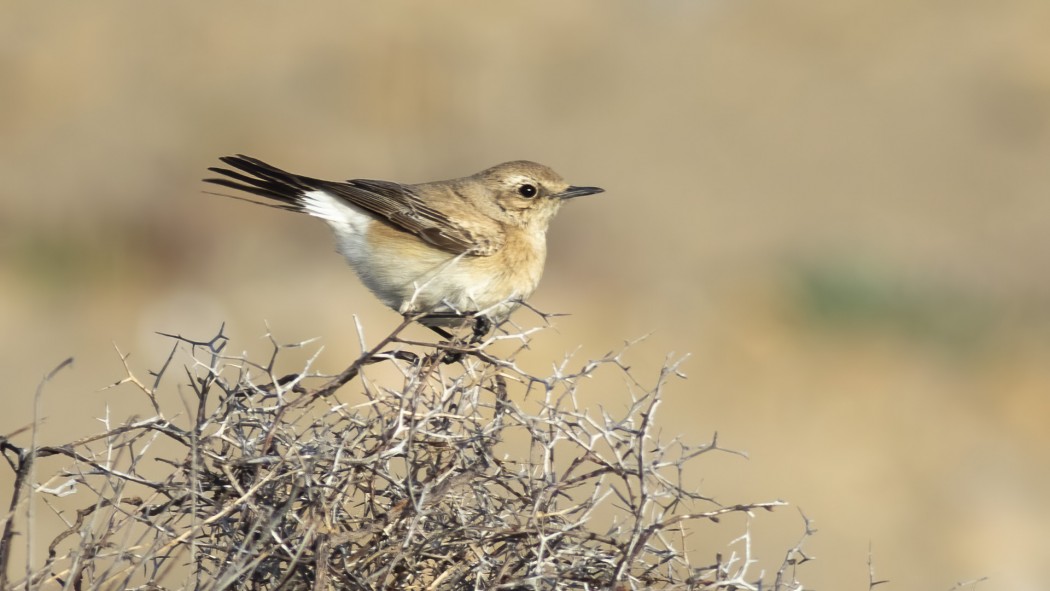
left=2, top=1, right=1050, bottom=588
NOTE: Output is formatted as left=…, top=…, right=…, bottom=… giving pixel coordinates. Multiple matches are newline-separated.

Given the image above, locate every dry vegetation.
left=1, top=315, right=812, bottom=590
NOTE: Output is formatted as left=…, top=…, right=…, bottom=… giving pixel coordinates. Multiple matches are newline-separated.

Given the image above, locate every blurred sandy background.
left=3, top=1, right=1050, bottom=588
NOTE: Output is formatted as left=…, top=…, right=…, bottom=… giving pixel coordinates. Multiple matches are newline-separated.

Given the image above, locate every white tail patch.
left=300, top=190, right=372, bottom=235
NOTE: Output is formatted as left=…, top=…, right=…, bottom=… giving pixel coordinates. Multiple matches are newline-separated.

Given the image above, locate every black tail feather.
left=204, top=155, right=319, bottom=209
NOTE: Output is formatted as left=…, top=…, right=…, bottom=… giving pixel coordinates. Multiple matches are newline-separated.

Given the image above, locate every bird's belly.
left=335, top=228, right=542, bottom=322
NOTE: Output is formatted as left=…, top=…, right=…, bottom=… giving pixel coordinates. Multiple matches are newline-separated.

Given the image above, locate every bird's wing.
left=205, top=155, right=502, bottom=256
left=332, top=178, right=502, bottom=256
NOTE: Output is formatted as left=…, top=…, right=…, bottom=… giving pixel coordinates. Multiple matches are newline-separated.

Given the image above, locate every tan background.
left=3, top=1, right=1050, bottom=588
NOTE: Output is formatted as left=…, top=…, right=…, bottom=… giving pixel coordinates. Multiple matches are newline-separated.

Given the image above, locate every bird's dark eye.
left=518, top=183, right=538, bottom=198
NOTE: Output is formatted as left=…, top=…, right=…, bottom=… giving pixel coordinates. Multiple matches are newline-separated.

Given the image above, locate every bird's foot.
left=470, top=315, right=493, bottom=344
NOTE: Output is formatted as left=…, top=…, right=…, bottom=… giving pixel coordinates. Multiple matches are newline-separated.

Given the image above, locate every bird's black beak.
left=558, top=186, right=604, bottom=200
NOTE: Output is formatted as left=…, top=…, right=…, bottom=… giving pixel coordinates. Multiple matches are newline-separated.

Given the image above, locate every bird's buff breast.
left=337, top=220, right=547, bottom=321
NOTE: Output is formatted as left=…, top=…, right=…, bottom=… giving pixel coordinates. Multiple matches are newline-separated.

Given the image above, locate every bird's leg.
left=416, top=315, right=468, bottom=364
left=424, top=324, right=455, bottom=341
left=417, top=313, right=492, bottom=363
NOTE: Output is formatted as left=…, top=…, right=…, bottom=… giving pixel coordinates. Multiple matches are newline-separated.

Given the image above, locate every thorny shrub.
left=1, top=315, right=812, bottom=590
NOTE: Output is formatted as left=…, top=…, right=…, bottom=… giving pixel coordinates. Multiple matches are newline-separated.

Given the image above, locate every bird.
left=204, top=155, right=603, bottom=340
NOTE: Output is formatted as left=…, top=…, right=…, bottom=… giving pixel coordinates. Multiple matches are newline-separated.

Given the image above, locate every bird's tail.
left=204, top=155, right=319, bottom=212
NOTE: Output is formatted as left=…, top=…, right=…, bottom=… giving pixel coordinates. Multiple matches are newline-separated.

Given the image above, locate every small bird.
left=205, top=155, right=603, bottom=339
